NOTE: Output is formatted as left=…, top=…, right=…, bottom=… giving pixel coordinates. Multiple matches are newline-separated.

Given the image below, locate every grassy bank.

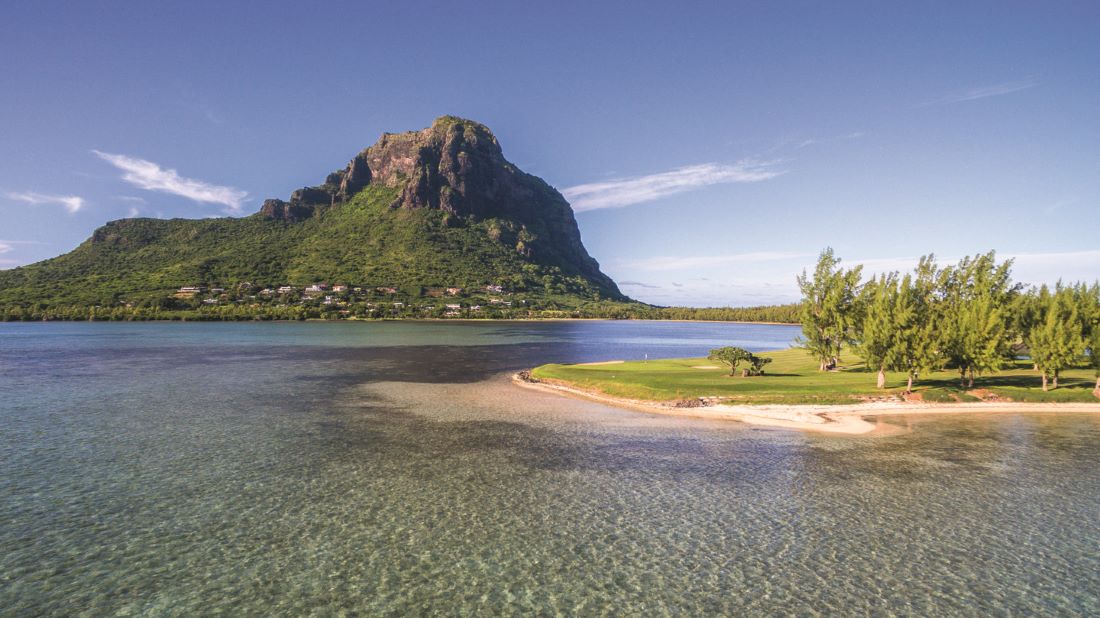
left=531, top=348, right=1100, bottom=405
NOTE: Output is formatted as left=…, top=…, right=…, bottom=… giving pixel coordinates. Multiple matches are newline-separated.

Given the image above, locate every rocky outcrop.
left=259, top=198, right=315, bottom=222
left=336, top=152, right=371, bottom=202
left=259, top=184, right=337, bottom=221
left=256, top=115, right=622, bottom=297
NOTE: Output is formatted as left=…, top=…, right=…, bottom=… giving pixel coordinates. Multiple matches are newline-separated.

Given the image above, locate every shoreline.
left=0, top=316, right=800, bottom=325
left=513, top=373, right=1100, bottom=435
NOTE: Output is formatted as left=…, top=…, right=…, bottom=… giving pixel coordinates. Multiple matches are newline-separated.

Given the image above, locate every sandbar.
left=513, top=373, right=1100, bottom=436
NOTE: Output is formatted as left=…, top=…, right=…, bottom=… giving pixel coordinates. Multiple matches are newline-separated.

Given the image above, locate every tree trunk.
left=876, top=367, right=886, bottom=389
left=967, top=368, right=974, bottom=389
left=1041, top=373, right=1048, bottom=392
left=1094, top=376, right=1100, bottom=399
left=959, top=368, right=967, bottom=389
left=1052, top=371, right=1058, bottom=390
left=906, top=374, right=914, bottom=394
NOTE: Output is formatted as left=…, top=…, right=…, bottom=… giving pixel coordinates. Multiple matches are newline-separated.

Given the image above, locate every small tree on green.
left=1029, top=284, right=1084, bottom=390
left=797, top=248, right=864, bottom=371
left=708, top=346, right=752, bottom=376
left=745, top=353, right=773, bottom=376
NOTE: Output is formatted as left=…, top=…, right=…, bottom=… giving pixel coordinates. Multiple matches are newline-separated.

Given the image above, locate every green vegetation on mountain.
left=0, top=184, right=592, bottom=303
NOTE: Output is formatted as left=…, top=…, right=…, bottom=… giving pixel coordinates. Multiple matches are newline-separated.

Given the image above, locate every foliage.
left=934, top=252, right=1017, bottom=387
left=855, top=273, right=898, bottom=387
left=1028, top=284, right=1086, bottom=390
left=708, top=346, right=752, bottom=375
left=653, top=304, right=799, bottom=323
left=706, top=346, right=772, bottom=377
left=888, top=262, right=941, bottom=392
left=1084, top=284, right=1100, bottom=397
left=796, top=248, right=863, bottom=370
left=854, top=268, right=939, bottom=390
left=0, top=184, right=616, bottom=311
left=746, top=354, right=773, bottom=376
left=800, top=248, right=1098, bottom=395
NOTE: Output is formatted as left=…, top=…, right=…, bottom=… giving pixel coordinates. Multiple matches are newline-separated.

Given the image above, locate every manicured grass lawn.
left=530, top=348, right=1100, bottom=405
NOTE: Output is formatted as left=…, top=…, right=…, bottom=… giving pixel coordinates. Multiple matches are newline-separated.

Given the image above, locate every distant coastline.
left=0, top=309, right=800, bottom=324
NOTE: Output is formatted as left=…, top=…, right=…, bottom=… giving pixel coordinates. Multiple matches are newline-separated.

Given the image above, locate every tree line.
left=0, top=299, right=801, bottom=323
left=798, top=248, right=1100, bottom=395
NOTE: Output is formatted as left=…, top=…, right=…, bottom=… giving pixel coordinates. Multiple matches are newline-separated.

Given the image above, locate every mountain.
left=0, top=116, right=627, bottom=315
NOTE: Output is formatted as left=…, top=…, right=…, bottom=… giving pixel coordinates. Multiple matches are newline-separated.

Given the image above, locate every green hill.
left=0, top=116, right=631, bottom=317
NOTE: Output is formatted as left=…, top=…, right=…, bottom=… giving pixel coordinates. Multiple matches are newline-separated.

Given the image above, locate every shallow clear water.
left=1, top=321, right=1098, bottom=615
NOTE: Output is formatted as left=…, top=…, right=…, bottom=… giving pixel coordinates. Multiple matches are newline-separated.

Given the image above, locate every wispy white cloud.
left=127, top=207, right=141, bottom=218
left=615, top=278, right=802, bottom=307
left=6, top=191, right=85, bottom=213
left=1008, top=250, right=1100, bottom=285
left=773, top=131, right=865, bottom=153
left=0, top=240, right=44, bottom=270
left=93, top=150, right=247, bottom=213
left=563, top=160, right=784, bottom=212
left=116, top=195, right=147, bottom=204
left=623, top=251, right=811, bottom=272
left=921, top=79, right=1037, bottom=106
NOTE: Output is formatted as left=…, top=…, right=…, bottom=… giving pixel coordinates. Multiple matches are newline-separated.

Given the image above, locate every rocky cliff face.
left=260, top=116, right=619, bottom=295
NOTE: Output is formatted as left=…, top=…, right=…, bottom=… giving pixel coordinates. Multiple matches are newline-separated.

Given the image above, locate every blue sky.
left=2, top=1, right=1097, bottom=306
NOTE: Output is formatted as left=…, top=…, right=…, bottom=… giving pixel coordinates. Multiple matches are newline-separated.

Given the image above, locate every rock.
left=259, top=198, right=314, bottom=222
left=673, top=398, right=709, bottom=408
left=290, top=187, right=334, bottom=206
left=253, top=115, right=621, bottom=297
left=355, top=116, right=617, bottom=292
left=337, top=153, right=371, bottom=202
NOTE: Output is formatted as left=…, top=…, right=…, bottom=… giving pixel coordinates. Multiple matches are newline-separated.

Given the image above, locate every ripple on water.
left=1, top=323, right=1098, bottom=614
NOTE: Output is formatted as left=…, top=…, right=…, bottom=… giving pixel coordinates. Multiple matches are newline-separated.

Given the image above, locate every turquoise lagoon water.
left=1, top=321, right=1098, bottom=615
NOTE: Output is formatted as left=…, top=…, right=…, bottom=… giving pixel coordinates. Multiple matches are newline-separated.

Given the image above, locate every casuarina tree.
left=1085, top=284, right=1100, bottom=398
left=856, top=273, right=898, bottom=388
left=1028, top=284, right=1084, bottom=391
left=797, top=248, right=864, bottom=371
left=936, top=252, right=1016, bottom=388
